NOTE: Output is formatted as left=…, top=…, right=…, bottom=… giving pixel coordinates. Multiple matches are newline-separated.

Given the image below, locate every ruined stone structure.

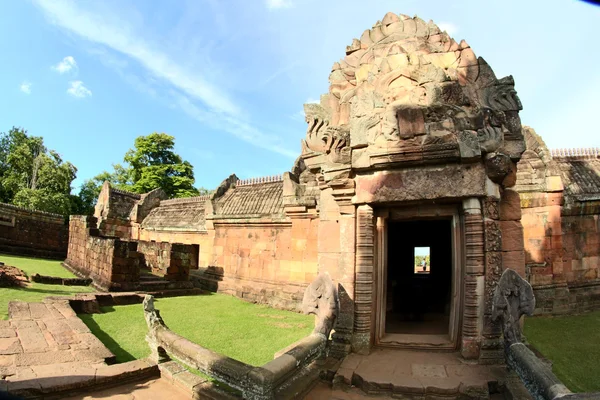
left=0, top=202, right=68, bottom=259
left=64, top=213, right=198, bottom=292
left=515, top=130, right=600, bottom=315
left=64, top=13, right=600, bottom=369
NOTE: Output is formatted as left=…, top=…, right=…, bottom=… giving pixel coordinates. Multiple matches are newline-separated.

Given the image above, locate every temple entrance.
left=386, top=219, right=452, bottom=335
left=375, top=206, right=462, bottom=349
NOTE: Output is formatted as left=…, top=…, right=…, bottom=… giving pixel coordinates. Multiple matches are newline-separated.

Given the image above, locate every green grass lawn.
left=0, top=253, right=94, bottom=320
left=525, top=311, right=600, bottom=392
left=1, top=253, right=313, bottom=370
left=79, top=294, right=314, bottom=366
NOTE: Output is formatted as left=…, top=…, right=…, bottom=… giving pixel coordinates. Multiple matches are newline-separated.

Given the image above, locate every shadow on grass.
left=4, top=285, right=89, bottom=296
left=78, top=311, right=137, bottom=364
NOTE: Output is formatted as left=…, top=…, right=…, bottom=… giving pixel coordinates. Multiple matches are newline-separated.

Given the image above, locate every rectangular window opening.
left=414, top=246, right=430, bottom=275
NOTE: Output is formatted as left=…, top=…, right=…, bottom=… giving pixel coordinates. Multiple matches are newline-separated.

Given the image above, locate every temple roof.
left=213, top=181, right=284, bottom=217
left=141, top=197, right=207, bottom=231
left=554, top=158, right=600, bottom=201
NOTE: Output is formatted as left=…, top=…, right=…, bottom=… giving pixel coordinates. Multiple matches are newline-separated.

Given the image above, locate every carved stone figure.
left=302, top=273, right=339, bottom=339
left=302, top=103, right=351, bottom=164
left=143, top=295, right=170, bottom=363
left=491, top=269, right=535, bottom=347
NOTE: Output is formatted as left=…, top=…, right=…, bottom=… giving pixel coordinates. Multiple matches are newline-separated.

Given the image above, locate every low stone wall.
left=143, top=295, right=327, bottom=400
left=191, top=267, right=307, bottom=312
left=0, top=202, right=68, bottom=259
left=137, top=241, right=197, bottom=281
left=30, top=273, right=91, bottom=286
left=64, top=215, right=141, bottom=291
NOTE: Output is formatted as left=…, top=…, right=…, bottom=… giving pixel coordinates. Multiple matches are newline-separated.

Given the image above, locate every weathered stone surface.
left=302, top=273, right=339, bottom=338
left=491, top=269, right=535, bottom=346
left=508, top=343, right=573, bottom=400
left=500, top=221, right=525, bottom=252
left=354, top=164, right=487, bottom=204
left=0, top=202, right=68, bottom=259
left=0, top=265, right=28, bottom=288
left=499, top=188, right=522, bottom=220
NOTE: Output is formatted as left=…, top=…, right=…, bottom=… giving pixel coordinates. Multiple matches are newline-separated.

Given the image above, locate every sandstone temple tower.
left=284, top=12, right=526, bottom=362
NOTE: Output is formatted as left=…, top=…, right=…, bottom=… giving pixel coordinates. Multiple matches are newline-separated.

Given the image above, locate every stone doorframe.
left=374, top=204, right=463, bottom=350
left=353, top=199, right=485, bottom=359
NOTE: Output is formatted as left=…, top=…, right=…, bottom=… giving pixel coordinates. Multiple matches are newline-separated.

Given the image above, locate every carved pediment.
left=299, top=13, right=525, bottom=175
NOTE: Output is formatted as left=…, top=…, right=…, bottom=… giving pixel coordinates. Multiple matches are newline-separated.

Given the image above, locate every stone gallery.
left=4, top=11, right=599, bottom=399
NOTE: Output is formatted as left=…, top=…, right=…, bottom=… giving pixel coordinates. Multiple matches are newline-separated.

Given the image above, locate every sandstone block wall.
left=65, top=215, right=141, bottom=291
left=137, top=240, right=197, bottom=281
left=522, top=197, right=600, bottom=314
left=94, top=183, right=141, bottom=239
left=190, top=219, right=318, bottom=311
left=0, top=202, right=68, bottom=259
left=516, top=132, right=600, bottom=314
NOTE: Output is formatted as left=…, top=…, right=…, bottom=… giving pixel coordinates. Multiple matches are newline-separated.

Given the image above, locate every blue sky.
left=1, top=0, right=599, bottom=193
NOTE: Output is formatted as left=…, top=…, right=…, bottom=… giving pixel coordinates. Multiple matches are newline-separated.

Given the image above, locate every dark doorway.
left=385, top=219, right=453, bottom=335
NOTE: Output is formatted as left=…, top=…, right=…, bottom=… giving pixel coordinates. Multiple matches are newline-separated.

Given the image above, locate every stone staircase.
left=138, top=273, right=195, bottom=292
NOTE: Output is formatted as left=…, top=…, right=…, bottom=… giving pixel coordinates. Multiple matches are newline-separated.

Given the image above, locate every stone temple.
left=62, top=12, right=600, bottom=364
left=4, top=12, right=596, bottom=399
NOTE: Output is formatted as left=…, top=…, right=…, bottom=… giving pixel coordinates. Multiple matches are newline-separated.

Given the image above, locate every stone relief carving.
left=302, top=273, right=339, bottom=339
left=491, top=269, right=535, bottom=346
left=302, top=103, right=351, bottom=164
left=299, top=13, right=525, bottom=177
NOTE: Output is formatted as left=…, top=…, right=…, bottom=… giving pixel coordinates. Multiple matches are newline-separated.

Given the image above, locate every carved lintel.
left=491, top=269, right=535, bottom=347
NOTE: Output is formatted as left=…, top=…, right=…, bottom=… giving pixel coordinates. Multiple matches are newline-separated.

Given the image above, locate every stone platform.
left=0, top=299, right=158, bottom=398
left=307, top=348, right=517, bottom=399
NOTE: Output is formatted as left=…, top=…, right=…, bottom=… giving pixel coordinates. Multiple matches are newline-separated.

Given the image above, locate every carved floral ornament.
left=300, top=12, right=524, bottom=167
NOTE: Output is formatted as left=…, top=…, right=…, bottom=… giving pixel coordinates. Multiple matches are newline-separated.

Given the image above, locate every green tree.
left=124, top=133, right=199, bottom=198
left=0, top=127, right=78, bottom=215
left=79, top=133, right=202, bottom=212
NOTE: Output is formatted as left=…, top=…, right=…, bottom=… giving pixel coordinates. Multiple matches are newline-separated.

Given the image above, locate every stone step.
left=328, top=350, right=516, bottom=400
left=139, top=280, right=169, bottom=287
left=139, top=274, right=166, bottom=281
left=139, top=280, right=195, bottom=291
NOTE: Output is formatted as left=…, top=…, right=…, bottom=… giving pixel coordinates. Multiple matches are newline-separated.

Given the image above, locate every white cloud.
left=52, top=55, right=78, bottom=74
left=33, top=0, right=297, bottom=158
left=67, top=80, right=92, bottom=98
left=305, top=97, right=319, bottom=104
left=266, top=0, right=293, bottom=10
left=290, top=110, right=305, bottom=121
left=177, top=95, right=297, bottom=157
left=35, top=0, right=238, bottom=115
left=20, top=81, right=32, bottom=94
left=437, top=22, right=458, bottom=36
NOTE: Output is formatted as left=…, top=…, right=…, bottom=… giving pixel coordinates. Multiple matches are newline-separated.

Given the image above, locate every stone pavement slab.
left=0, top=299, right=120, bottom=397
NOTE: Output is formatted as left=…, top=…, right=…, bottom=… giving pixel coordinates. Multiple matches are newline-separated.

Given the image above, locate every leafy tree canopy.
left=79, top=132, right=207, bottom=213
left=0, top=127, right=79, bottom=215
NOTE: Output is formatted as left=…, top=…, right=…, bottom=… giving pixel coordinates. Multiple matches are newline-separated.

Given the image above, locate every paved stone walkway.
left=0, top=299, right=116, bottom=395
left=62, top=377, right=190, bottom=400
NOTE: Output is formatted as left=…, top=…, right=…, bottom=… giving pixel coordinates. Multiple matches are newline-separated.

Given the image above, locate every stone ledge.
left=30, top=273, right=92, bottom=286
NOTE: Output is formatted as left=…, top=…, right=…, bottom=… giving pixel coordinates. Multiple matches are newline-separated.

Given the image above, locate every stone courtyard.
left=1, top=10, right=599, bottom=400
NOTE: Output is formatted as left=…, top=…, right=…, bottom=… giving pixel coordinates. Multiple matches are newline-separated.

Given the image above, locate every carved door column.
left=353, top=204, right=375, bottom=354
left=461, top=198, right=485, bottom=360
